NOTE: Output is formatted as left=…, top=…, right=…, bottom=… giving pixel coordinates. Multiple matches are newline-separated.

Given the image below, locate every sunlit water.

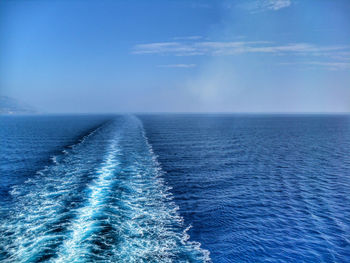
left=1, top=114, right=350, bottom=262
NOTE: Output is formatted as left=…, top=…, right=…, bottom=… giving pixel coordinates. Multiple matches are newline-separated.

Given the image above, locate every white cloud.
left=133, top=40, right=348, bottom=57
left=157, top=64, right=196, bottom=68
left=265, top=0, right=291, bottom=10
left=133, top=39, right=350, bottom=71
left=132, top=42, right=200, bottom=55
left=244, top=0, right=291, bottom=13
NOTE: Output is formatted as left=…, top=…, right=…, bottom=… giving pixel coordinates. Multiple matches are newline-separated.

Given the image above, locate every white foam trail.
left=55, top=139, right=120, bottom=262
left=139, top=118, right=212, bottom=262
left=0, top=121, right=114, bottom=263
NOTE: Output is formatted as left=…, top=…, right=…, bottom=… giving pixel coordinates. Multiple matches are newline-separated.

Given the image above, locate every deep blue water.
left=1, top=114, right=350, bottom=262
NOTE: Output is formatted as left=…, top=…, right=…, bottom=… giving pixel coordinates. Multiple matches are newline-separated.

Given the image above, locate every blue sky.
left=1, top=0, right=349, bottom=113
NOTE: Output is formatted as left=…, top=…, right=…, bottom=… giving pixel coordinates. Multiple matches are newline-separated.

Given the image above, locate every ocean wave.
left=0, top=115, right=210, bottom=262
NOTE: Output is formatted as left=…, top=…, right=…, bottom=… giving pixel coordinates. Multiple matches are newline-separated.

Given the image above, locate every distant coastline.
left=0, top=96, right=38, bottom=115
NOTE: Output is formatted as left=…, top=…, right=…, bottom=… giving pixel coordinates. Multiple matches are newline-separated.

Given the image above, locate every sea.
left=0, top=114, right=350, bottom=263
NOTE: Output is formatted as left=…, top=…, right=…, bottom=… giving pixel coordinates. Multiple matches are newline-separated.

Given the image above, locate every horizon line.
left=1, top=112, right=350, bottom=116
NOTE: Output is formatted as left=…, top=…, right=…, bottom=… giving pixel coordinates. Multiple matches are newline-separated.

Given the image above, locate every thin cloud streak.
left=133, top=40, right=349, bottom=57
left=281, top=61, right=350, bottom=71
left=173, top=36, right=203, bottom=40
left=133, top=39, right=350, bottom=71
left=307, top=61, right=350, bottom=70
left=132, top=42, right=197, bottom=55
left=157, top=64, right=196, bottom=68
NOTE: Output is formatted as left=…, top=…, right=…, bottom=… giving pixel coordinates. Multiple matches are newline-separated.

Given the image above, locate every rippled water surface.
left=1, top=114, right=350, bottom=262
left=140, top=114, right=350, bottom=263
